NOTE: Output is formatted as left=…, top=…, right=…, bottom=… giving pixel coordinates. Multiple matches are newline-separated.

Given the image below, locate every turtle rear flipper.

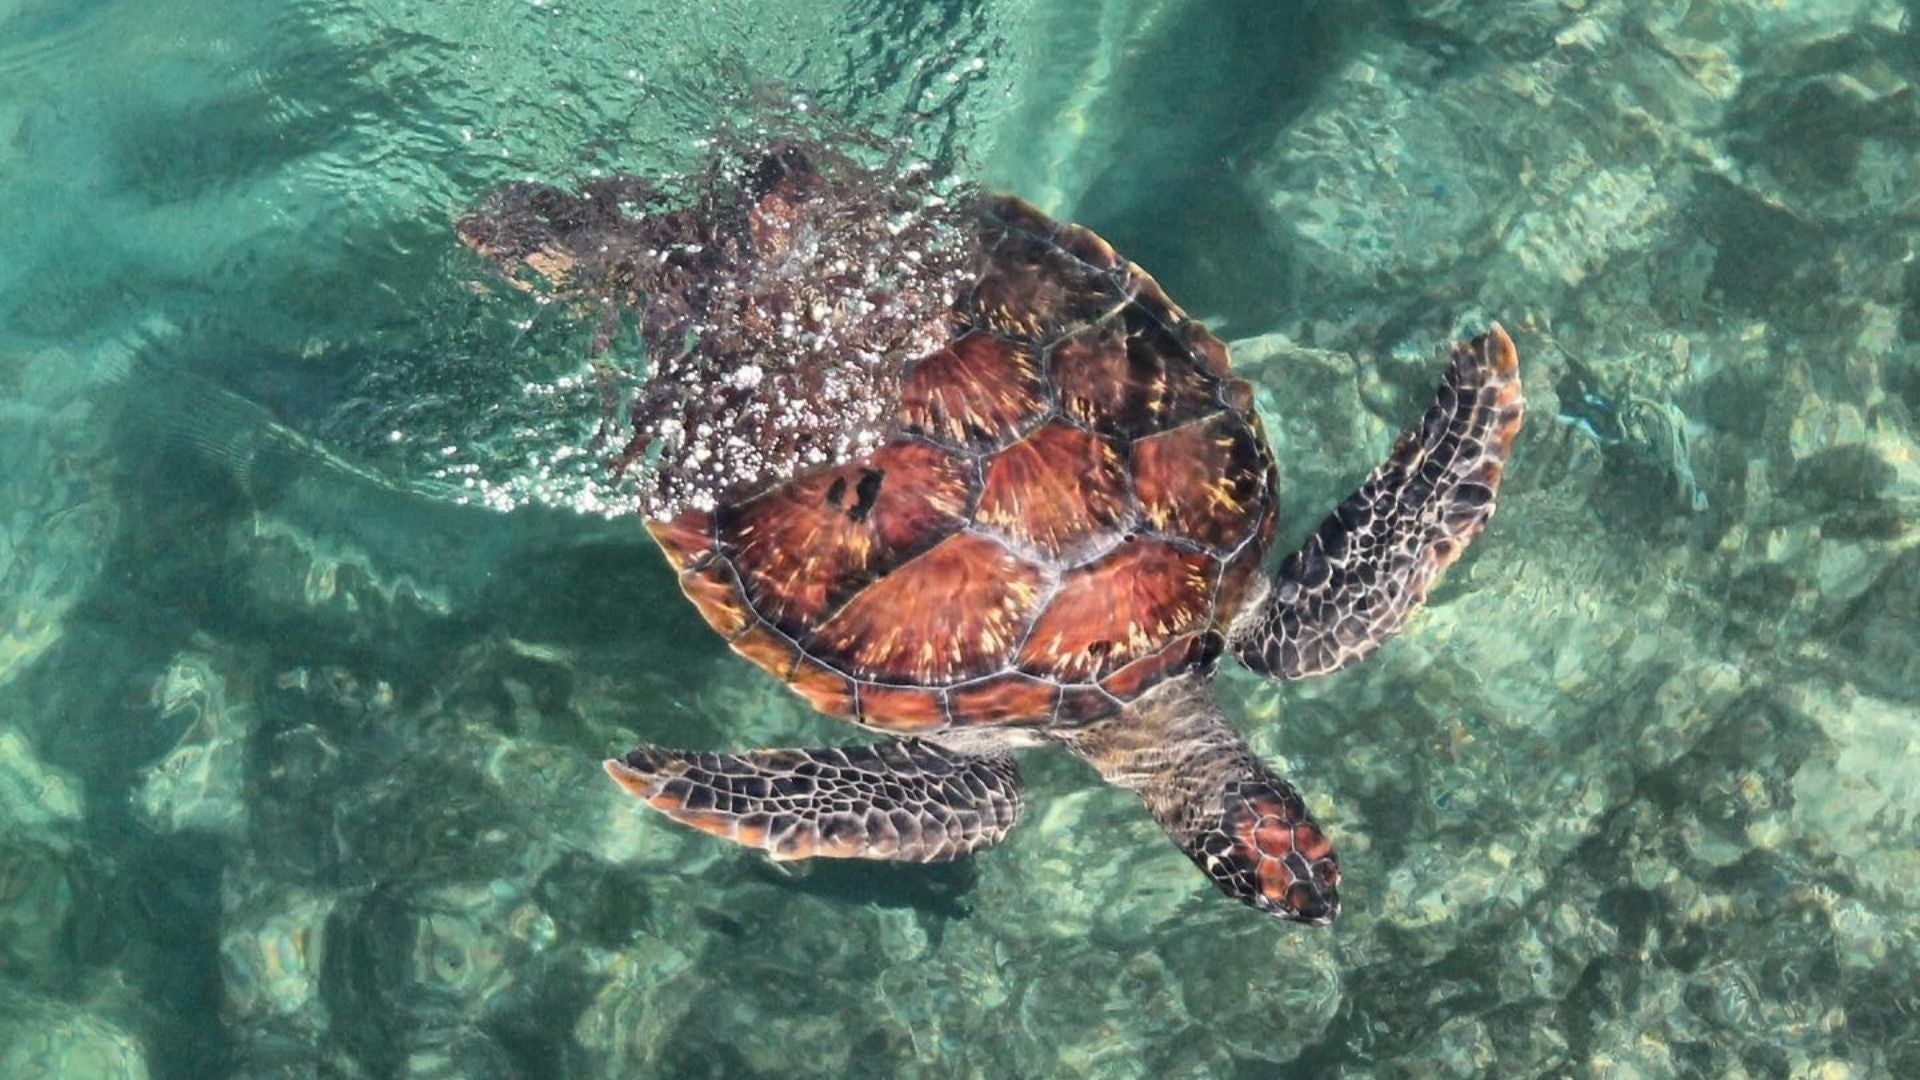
left=1232, top=323, right=1525, bottom=680
left=605, top=740, right=1022, bottom=863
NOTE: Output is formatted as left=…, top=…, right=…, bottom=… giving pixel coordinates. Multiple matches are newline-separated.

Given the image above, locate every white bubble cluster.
left=459, top=139, right=982, bottom=519
left=625, top=159, right=977, bottom=516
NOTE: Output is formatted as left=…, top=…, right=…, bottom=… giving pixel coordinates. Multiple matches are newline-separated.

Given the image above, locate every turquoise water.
left=3, top=0, right=1918, bottom=1075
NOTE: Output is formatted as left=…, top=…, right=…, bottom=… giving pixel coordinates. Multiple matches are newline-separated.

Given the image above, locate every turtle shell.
left=647, top=196, right=1279, bottom=732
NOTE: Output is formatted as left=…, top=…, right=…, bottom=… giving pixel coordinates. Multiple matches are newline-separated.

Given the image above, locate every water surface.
left=2, top=0, right=1917, bottom=1075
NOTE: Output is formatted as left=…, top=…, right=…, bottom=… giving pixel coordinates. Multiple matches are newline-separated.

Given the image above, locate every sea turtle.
left=456, top=143, right=1523, bottom=924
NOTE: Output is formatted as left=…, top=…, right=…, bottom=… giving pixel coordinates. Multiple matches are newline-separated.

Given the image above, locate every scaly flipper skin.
left=604, top=740, right=1023, bottom=863
left=1055, top=675, right=1339, bottom=924
left=1232, top=324, right=1525, bottom=680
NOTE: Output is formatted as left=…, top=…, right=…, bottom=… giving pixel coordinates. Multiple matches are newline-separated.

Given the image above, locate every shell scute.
left=976, top=421, right=1133, bottom=561
left=647, top=510, right=715, bottom=571
left=864, top=442, right=979, bottom=550
left=1215, top=499, right=1279, bottom=630
left=855, top=684, right=949, bottom=732
left=678, top=558, right=753, bottom=640
left=1131, top=411, right=1269, bottom=551
left=1055, top=222, right=1121, bottom=271
left=1119, top=265, right=1187, bottom=325
left=898, top=333, right=1047, bottom=449
left=811, top=531, right=1045, bottom=685
left=981, top=195, right=1061, bottom=243
left=1223, top=377, right=1257, bottom=415
left=728, top=624, right=801, bottom=682
left=788, top=657, right=857, bottom=718
left=718, top=441, right=973, bottom=635
left=1049, top=321, right=1221, bottom=440
left=1015, top=539, right=1216, bottom=683
left=947, top=673, right=1058, bottom=727
left=1184, top=323, right=1233, bottom=377
left=1055, top=686, right=1121, bottom=724
left=1101, top=632, right=1207, bottom=701
left=971, top=199, right=1127, bottom=342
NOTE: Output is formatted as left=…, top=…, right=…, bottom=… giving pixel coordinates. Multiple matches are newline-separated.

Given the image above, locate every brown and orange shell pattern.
left=647, top=197, right=1279, bottom=733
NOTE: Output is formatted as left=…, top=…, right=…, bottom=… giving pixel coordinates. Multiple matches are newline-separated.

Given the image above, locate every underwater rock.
left=1396, top=0, right=1584, bottom=54
left=0, top=729, right=83, bottom=836
left=571, top=937, right=701, bottom=1075
left=1251, top=0, right=1796, bottom=341
left=407, top=880, right=557, bottom=1006
left=0, top=733, right=87, bottom=977
left=1254, top=41, right=1500, bottom=311
left=220, top=885, right=333, bottom=1022
left=229, top=517, right=457, bottom=644
left=136, top=648, right=254, bottom=838
left=1505, top=166, right=1674, bottom=290
left=0, top=990, right=150, bottom=1080
left=1224, top=333, right=1394, bottom=526
left=0, top=841, right=81, bottom=978
left=0, top=334, right=125, bottom=695
left=1833, top=547, right=1920, bottom=694
left=397, top=1026, right=521, bottom=1080
left=1787, top=685, right=1920, bottom=897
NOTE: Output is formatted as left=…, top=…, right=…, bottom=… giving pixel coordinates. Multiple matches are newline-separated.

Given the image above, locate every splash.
left=457, top=135, right=981, bottom=518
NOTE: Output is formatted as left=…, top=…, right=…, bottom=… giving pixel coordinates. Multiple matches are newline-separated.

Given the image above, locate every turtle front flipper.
left=1232, top=323, right=1525, bottom=681
left=604, top=740, right=1023, bottom=863
left=1058, top=675, right=1339, bottom=924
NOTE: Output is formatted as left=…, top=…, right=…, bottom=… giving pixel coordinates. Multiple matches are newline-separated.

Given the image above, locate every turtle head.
left=455, top=181, right=596, bottom=286
left=455, top=176, right=661, bottom=291
left=1190, top=777, right=1340, bottom=925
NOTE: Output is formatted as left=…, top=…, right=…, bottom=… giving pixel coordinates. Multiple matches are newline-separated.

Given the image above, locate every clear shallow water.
left=2, top=0, right=1917, bottom=1075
